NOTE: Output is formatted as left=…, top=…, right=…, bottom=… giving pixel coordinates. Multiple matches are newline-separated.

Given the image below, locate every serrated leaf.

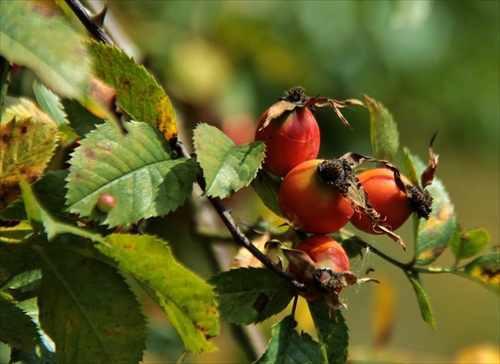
left=32, top=81, right=69, bottom=127
left=87, top=41, right=178, bottom=142
left=0, top=108, right=59, bottom=209
left=97, top=234, right=219, bottom=353
left=193, top=123, right=265, bottom=199
left=256, top=315, right=325, bottom=364
left=251, top=169, right=283, bottom=217
left=308, top=301, right=349, bottom=364
left=209, top=267, right=295, bottom=325
left=65, top=120, right=196, bottom=227
left=0, top=297, right=41, bottom=354
left=0, top=1, right=90, bottom=99
left=33, top=81, right=77, bottom=145
left=405, top=272, right=435, bottom=329
left=463, top=249, right=499, bottom=294
left=452, top=228, right=491, bottom=261
left=18, top=174, right=103, bottom=242
left=38, top=246, right=146, bottom=363
left=407, top=153, right=457, bottom=265
left=364, top=95, right=399, bottom=162
left=1, top=97, right=56, bottom=126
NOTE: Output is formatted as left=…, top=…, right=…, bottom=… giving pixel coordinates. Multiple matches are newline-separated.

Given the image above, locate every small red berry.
left=96, top=194, right=115, bottom=213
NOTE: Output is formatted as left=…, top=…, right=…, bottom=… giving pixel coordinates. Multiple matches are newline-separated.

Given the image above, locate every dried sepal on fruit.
left=255, top=87, right=364, bottom=177
left=342, top=136, right=438, bottom=246
left=282, top=235, right=377, bottom=310
left=315, top=154, right=407, bottom=249
left=258, top=86, right=364, bottom=131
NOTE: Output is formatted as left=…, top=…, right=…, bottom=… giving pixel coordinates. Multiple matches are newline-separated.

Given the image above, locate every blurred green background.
left=105, top=1, right=499, bottom=363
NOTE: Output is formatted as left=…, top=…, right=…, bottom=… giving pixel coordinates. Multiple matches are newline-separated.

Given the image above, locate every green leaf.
left=87, top=41, right=178, bottom=142
left=37, top=246, right=146, bottom=363
left=65, top=120, right=196, bottom=228
left=256, top=315, right=325, bottom=364
left=0, top=100, right=59, bottom=209
left=308, top=301, right=349, bottom=364
left=402, top=148, right=419, bottom=186
left=364, top=95, right=399, bottom=162
left=97, top=234, right=219, bottom=353
left=0, top=297, right=41, bottom=354
left=406, top=153, right=458, bottom=265
left=32, top=81, right=69, bottom=127
left=452, top=228, right=491, bottom=261
left=61, top=98, right=105, bottom=136
left=463, top=249, right=499, bottom=294
left=193, top=123, right=265, bottom=199
left=251, top=169, right=283, bottom=217
left=33, top=81, right=77, bottom=145
left=18, top=174, right=103, bottom=243
left=0, top=196, right=26, bottom=221
left=0, top=1, right=90, bottom=99
left=405, top=271, right=436, bottom=329
left=32, top=171, right=70, bottom=222
left=0, top=170, right=69, bottom=223
left=209, top=267, right=295, bottom=325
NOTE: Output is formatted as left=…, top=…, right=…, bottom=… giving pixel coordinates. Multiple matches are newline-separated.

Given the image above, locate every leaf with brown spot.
left=405, top=152, right=457, bottom=265
left=463, top=248, right=500, bottom=295
left=209, top=267, right=294, bottom=325
left=65, top=120, right=196, bottom=228
left=0, top=102, right=59, bottom=209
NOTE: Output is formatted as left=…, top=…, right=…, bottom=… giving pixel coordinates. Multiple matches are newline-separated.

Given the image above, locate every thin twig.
left=350, top=234, right=457, bottom=275
left=173, top=140, right=305, bottom=290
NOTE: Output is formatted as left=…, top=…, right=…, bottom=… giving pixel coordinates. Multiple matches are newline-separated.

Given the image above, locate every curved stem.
left=349, top=236, right=408, bottom=271
left=347, top=232, right=457, bottom=275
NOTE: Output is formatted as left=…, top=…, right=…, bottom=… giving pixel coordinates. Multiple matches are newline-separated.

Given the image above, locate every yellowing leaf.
left=87, top=41, right=178, bottom=142
left=464, top=249, right=500, bottom=294
left=98, top=234, right=219, bottom=353
left=0, top=102, right=59, bottom=209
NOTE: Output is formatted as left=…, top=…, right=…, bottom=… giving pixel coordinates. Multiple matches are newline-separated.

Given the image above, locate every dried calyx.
left=314, top=143, right=438, bottom=250
left=259, top=86, right=365, bottom=131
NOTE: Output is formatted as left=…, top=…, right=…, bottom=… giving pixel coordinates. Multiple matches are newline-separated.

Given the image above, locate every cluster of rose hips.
left=254, top=87, right=435, bottom=308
